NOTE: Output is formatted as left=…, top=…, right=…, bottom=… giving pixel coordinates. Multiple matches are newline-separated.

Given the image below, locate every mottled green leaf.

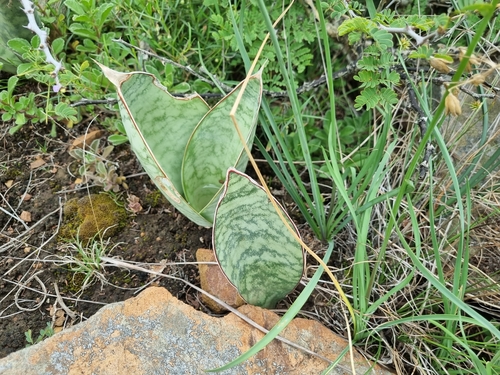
left=213, top=168, right=304, bottom=308
left=98, top=63, right=263, bottom=227
left=182, top=71, right=262, bottom=220
left=99, top=64, right=212, bottom=227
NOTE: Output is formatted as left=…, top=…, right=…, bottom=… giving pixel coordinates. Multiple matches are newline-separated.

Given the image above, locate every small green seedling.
left=25, top=322, right=54, bottom=347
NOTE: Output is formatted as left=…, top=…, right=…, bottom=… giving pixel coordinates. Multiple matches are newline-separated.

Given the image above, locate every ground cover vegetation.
left=1, top=0, right=500, bottom=373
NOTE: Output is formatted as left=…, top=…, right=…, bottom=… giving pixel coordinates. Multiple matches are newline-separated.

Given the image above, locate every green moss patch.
left=60, top=194, right=128, bottom=241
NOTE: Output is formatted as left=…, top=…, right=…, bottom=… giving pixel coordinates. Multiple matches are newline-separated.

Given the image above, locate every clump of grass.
left=234, top=1, right=500, bottom=374
left=57, top=232, right=121, bottom=292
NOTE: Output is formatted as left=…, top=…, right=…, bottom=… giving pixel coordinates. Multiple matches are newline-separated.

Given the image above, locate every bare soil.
left=0, top=118, right=215, bottom=357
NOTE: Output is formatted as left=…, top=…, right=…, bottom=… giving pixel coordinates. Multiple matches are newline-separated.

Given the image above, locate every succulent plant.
left=69, top=139, right=126, bottom=192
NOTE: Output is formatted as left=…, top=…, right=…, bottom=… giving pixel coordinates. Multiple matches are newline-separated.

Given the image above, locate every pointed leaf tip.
left=94, top=60, right=130, bottom=87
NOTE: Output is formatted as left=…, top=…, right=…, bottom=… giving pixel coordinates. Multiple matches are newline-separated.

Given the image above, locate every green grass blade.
left=228, top=4, right=321, bottom=236
left=255, top=137, right=318, bottom=231
left=390, top=195, right=500, bottom=342
left=206, top=241, right=334, bottom=372
left=380, top=0, right=499, bottom=273
left=354, top=139, right=397, bottom=316
left=320, top=346, right=350, bottom=375
left=256, top=0, right=327, bottom=239
left=365, top=0, right=377, bottom=18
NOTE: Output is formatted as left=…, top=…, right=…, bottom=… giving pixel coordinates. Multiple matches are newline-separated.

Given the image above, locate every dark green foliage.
left=0, top=0, right=34, bottom=73
left=206, top=0, right=317, bottom=90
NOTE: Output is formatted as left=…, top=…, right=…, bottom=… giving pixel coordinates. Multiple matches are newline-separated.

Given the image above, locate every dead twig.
left=53, top=283, right=78, bottom=320
left=14, top=270, right=47, bottom=312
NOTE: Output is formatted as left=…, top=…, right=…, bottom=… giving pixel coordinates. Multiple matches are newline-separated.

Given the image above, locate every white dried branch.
left=379, top=24, right=436, bottom=46
left=19, top=0, right=63, bottom=92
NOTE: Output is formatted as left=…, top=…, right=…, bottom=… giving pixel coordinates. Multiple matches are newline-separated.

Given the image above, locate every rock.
left=0, top=287, right=393, bottom=375
left=196, top=248, right=245, bottom=313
